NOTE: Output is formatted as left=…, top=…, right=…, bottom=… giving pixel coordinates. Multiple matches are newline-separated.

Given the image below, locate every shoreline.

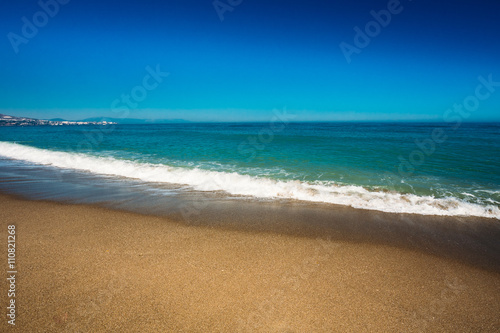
left=1, top=193, right=499, bottom=332
left=1, top=141, right=499, bottom=220
left=3, top=185, right=500, bottom=273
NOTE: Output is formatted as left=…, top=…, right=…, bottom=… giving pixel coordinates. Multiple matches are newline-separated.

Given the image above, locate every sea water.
left=0, top=122, right=499, bottom=218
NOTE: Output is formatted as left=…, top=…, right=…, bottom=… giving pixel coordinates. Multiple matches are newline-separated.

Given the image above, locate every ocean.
left=0, top=122, right=499, bottom=219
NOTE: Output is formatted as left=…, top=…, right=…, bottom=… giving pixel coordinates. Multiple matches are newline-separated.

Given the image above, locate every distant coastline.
left=0, top=114, right=116, bottom=126
left=0, top=113, right=192, bottom=126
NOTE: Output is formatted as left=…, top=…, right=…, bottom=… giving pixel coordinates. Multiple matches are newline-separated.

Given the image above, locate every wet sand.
left=1, top=193, right=499, bottom=332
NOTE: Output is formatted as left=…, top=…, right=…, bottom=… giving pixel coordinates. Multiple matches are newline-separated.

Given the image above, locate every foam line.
left=1, top=142, right=498, bottom=218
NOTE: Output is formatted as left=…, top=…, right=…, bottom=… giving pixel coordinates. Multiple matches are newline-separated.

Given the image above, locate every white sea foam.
left=1, top=142, right=499, bottom=219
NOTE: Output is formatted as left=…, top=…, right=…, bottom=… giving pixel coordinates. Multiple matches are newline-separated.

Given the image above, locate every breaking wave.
left=0, top=142, right=498, bottom=219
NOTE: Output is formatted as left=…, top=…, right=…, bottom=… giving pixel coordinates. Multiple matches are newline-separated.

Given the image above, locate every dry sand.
left=1, top=194, right=499, bottom=332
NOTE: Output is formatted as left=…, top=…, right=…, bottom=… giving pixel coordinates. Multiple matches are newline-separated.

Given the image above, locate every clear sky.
left=1, top=0, right=499, bottom=121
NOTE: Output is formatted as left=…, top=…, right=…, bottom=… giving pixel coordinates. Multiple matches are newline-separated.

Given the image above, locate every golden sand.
left=0, top=194, right=499, bottom=332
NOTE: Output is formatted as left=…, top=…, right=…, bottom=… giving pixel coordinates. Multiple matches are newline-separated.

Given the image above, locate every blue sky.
left=1, top=0, right=499, bottom=121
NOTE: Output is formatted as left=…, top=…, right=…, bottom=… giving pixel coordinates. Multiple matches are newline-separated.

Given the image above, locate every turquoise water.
left=0, top=122, right=499, bottom=218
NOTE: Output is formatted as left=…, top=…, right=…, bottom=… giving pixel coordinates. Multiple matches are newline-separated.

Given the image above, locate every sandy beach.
left=1, top=193, right=499, bottom=332
left=2, top=0, right=500, bottom=331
